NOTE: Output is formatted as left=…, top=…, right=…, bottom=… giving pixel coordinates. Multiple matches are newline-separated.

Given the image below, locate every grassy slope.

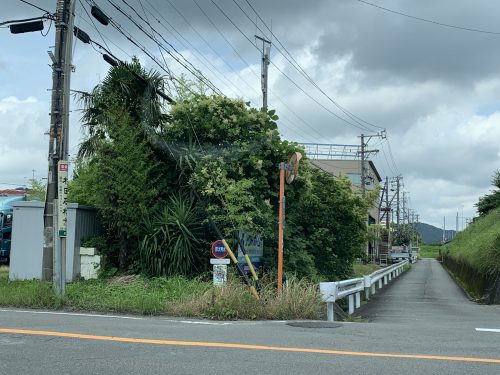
left=419, top=244, right=441, bottom=259
left=442, top=207, right=500, bottom=276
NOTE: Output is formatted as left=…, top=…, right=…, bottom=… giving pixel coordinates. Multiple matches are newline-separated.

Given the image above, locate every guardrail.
left=319, top=260, right=409, bottom=321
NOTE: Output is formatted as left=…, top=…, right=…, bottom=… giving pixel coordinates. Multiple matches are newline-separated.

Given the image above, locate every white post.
left=327, top=302, right=335, bottom=322
left=389, top=272, right=392, bottom=281
left=371, top=283, right=376, bottom=294
left=348, top=294, right=354, bottom=314
left=378, top=279, right=383, bottom=288
left=355, top=292, right=361, bottom=308
left=364, top=276, right=371, bottom=300
left=384, top=275, right=388, bottom=285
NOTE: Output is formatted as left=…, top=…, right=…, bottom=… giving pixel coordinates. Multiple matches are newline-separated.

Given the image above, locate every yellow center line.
left=1, top=328, right=499, bottom=364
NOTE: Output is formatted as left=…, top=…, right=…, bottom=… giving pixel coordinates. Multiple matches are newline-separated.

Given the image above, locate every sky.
left=1, top=0, right=499, bottom=229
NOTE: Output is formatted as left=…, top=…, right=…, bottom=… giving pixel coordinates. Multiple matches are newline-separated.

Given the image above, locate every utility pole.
left=255, top=35, right=271, bottom=109
left=358, top=131, right=384, bottom=197
left=360, top=134, right=365, bottom=197
left=385, top=177, right=390, bottom=232
left=396, top=176, right=401, bottom=225
left=402, top=192, right=406, bottom=225
left=456, top=212, right=459, bottom=238
left=415, top=214, right=419, bottom=246
left=442, top=216, right=446, bottom=243
left=42, top=0, right=75, bottom=296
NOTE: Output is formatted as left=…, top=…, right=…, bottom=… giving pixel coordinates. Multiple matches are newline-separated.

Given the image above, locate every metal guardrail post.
left=327, top=302, right=335, bottom=322
left=320, top=260, right=410, bottom=321
left=363, top=275, right=371, bottom=300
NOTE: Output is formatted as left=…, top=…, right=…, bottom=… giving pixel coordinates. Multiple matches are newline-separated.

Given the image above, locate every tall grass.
left=442, top=207, right=500, bottom=276
left=0, top=271, right=323, bottom=320
left=419, top=244, right=441, bottom=259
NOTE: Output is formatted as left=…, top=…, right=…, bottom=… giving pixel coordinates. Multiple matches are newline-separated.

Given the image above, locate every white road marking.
left=0, top=309, right=143, bottom=320
left=475, top=328, right=500, bottom=333
left=162, top=319, right=232, bottom=326
left=0, top=309, right=233, bottom=325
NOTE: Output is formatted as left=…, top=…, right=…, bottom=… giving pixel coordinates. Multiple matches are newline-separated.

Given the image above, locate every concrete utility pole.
left=358, top=131, right=384, bottom=197
left=42, top=0, right=76, bottom=296
left=442, top=216, right=446, bottom=243
left=385, top=177, right=390, bottom=232
left=402, top=192, right=406, bottom=225
left=396, top=176, right=401, bottom=225
left=360, top=134, right=365, bottom=197
left=415, top=214, right=419, bottom=246
left=255, top=35, right=271, bottom=109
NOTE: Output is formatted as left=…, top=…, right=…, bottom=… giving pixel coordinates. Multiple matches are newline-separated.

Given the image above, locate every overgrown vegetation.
left=441, top=207, right=500, bottom=302
left=68, top=59, right=374, bottom=282
left=441, top=207, right=500, bottom=276
left=0, top=271, right=322, bottom=320
left=476, top=170, right=500, bottom=217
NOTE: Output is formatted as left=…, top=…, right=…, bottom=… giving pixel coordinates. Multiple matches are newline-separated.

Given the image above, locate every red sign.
left=211, top=240, right=228, bottom=259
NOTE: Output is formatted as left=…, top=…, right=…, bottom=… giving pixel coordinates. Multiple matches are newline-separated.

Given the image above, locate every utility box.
left=79, top=247, right=100, bottom=280
left=9, top=201, right=101, bottom=281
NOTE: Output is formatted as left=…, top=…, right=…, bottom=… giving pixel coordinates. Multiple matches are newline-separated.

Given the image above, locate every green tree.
left=73, top=59, right=167, bottom=272
left=288, top=169, right=371, bottom=280
left=26, top=178, right=46, bottom=201
left=476, top=170, right=500, bottom=217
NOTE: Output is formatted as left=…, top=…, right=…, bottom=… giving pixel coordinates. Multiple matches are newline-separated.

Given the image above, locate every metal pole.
left=361, top=134, right=365, bottom=196
left=277, top=163, right=285, bottom=292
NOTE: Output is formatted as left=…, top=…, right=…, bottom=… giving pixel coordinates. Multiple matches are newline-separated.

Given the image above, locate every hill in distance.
left=416, top=222, right=456, bottom=244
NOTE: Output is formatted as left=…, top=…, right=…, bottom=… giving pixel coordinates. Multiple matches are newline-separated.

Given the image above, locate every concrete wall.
left=9, top=201, right=100, bottom=281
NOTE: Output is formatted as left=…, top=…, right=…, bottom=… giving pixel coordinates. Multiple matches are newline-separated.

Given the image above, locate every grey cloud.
left=312, top=0, right=500, bottom=86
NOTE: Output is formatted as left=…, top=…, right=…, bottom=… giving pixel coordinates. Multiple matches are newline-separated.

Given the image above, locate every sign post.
left=57, top=161, right=68, bottom=237
left=211, top=240, right=229, bottom=286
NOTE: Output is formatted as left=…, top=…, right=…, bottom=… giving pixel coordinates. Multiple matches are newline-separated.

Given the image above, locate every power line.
left=105, top=0, right=223, bottom=95
left=83, top=0, right=190, bottom=93
left=18, top=0, right=52, bottom=14
left=139, top=0, right=256, bottom=102
left=209, top=0, right=370, bottom=133
left=213, top=0, right=374, bottom=132
left=236, top=0, right=384, bottom=132
left=356, top=0, right=500, bottom=36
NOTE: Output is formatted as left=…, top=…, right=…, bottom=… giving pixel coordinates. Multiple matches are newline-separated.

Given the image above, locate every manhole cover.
left=286, top=321, right=342, bottom=329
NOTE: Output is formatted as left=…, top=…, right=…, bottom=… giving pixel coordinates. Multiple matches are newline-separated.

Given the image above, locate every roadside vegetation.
left=1, top=60, right=384, bottom=318
left=441, top=172, right=500, bottom=303
left=67, top=58, right=375, bottom=282
left=441, top=207, right=500, bottom=277
left=418, top=244, right=440, bottom=259
left=0, top=270, right=322, bottom=320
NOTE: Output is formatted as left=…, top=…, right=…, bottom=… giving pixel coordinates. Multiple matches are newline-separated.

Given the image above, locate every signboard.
left=210, top=258, right=231, bottom=265
left=57, top=160, right=69, bottom=237
left=213, top=265, right=227, bottom=286
left=211, top=240, right=228, bottom=259
left=237, top=230, right=263, bottom=272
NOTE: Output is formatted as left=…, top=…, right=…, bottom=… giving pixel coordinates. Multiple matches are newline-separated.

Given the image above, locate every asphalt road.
left=0, top=259, right=499, bottom=374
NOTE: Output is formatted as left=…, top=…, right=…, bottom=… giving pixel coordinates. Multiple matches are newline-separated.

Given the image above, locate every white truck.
left=389, top=244, right=418, bottom=264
